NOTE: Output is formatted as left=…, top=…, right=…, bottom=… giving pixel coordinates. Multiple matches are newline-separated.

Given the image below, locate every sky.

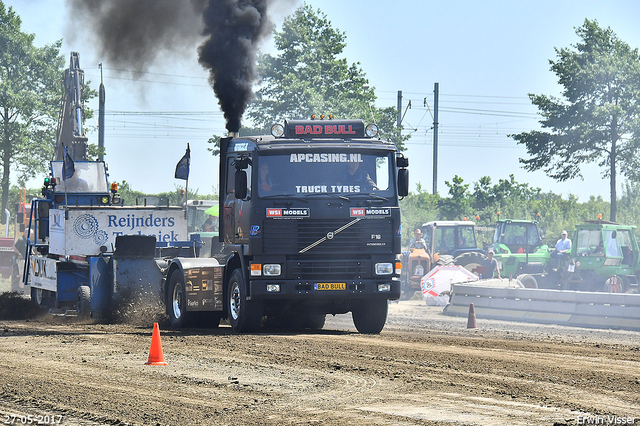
left=9, top=0, right=640, bottom=203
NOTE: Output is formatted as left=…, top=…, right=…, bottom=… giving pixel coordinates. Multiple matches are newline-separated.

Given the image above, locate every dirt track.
left=0, top=299, right=639, bottom=426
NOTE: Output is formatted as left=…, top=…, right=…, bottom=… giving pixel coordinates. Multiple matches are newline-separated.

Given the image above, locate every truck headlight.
left=375, top=263, right=393, bottom=275
left=263, top=264, right=282, bottom=276
left=365, top=123, right=378, bottom=138
left=266, top=284, right=281, bottom=292
left=271, top=123, right=285, bottom=138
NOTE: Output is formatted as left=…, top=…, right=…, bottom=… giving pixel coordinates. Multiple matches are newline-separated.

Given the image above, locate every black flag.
left=175, top=145, right=190, bottom=180
left=63, top=145, right=75, bottom=180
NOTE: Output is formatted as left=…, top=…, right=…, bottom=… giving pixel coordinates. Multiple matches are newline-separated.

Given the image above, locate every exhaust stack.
left=228, top=131, right=239, bottom=138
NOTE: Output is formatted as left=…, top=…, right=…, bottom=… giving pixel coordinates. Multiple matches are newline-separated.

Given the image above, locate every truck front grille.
left=289, top=258, right=369, bottom=280
left=262, top=218, right=394, bottom=255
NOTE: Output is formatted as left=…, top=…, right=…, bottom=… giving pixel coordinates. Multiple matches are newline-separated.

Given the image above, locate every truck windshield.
left=255, top=152, right=394, bottom=198
left=51, top=161, right=109, bottom=193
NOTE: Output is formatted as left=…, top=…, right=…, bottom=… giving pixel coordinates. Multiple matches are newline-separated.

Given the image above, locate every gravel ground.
left=0, top=297, right=638, bottom=426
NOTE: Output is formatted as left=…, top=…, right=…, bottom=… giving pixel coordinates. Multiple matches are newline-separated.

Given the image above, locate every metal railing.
left=444, top=284, right=640, bottom=331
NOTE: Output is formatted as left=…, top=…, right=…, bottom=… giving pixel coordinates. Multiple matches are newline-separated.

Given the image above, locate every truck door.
left=223, top=155, right=252, bottom=244
left=223, top=156, right=236, bottom=244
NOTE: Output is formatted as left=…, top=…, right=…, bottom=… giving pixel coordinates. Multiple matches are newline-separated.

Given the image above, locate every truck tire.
left=76, top=285, right=91, bottom=318
left=228, top=269, right=263, bottom=333
left=168, top=271, right=189, bottom=328
left=352, top=299, right=388, bottom=334
left=31, top=287, right=44, bottom=306
left=517, top=274, right=538, bottom=289
left=454, top=252, right=487, bottom=277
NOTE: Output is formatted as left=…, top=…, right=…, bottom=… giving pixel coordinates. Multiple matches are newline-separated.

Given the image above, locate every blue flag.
left=63, top=145, right=75, bottom=181
left=175, top=145, right=190, bottom=180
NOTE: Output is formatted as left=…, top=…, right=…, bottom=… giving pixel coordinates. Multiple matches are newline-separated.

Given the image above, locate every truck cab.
left=164, top=119, right=409, bottom=333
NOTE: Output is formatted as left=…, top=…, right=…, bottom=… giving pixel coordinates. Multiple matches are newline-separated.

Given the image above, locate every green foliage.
left=246, top=4, right=409, bottom=150
left=399, top=182, right=439, bottom=244
left=399, top=174, right=623, bottom=248
left=113, top=180, right=217, bottom=207
left=439, top=175, right=471, bottom=220
left=617, top=182, right=640, bottom=228
left=511, top=19, right=640, bottom=222
left=115, top=180, right=145, bottom=206
left=0, top=2, right=66, bottom=222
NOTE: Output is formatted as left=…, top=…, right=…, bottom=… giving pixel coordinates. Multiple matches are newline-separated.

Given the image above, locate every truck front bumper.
left=249, top=278, right=401, bottom=300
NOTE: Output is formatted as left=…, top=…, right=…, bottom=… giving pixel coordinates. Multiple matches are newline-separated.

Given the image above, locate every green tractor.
left=563, top=220, right=640, bottom=293
left=491, top=218, right=640, bottom=293
left=490, top=219, right=553, bottom=288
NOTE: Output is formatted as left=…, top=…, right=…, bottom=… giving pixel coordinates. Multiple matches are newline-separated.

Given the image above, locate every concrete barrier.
left=444, top=284, right=640, bottom=330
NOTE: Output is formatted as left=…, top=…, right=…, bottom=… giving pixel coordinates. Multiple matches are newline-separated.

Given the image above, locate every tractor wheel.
left=400, top=277, right=416, bottom=300
left=454, top=251, right=488, bottom=277
left=604, top=275, right=623, bottom=293
left=436, top=254, right=455, bottom=266
left=516, top=274, right=538, bottom=289
left=76, top=285, right=91, bottom=319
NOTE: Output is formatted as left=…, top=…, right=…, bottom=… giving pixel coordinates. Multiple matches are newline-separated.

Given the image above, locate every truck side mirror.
left=235, top=170, right=247, bottom=199
left=398, top=169, right=409, bottom=197
left=396, top=155, right=409, bottom=168
left=16, top=211, right=23, bottom=224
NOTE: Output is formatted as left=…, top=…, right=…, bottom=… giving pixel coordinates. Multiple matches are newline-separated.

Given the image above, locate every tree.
left=439, top=175, right=471, bottom=220
left=511, top=19, right=640, bottom=222
left=247, top=4, right=409, bottom=150
left=0, top=3, right=64, bottom=222
left=398, top=182, right=439, bottom=245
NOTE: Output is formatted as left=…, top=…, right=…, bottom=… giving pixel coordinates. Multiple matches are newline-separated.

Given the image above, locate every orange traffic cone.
left=145, top=323, right=168, bottom=365
left=466, top=303, right=477, bottom=329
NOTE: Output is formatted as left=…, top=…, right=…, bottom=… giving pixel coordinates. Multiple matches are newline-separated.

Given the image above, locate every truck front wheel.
left=352, top=299, right=388, bottom=334
left=228, top=269, right=263, bottom=333
left=168, top=271, right=188, bottom=328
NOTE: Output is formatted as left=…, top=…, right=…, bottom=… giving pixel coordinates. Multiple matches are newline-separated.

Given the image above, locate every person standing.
left=555, top=230, right=572, bottom=269
left=482, top=249, right=502, bottom=280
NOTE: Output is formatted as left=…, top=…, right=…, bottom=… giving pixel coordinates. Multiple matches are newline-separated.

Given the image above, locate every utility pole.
left=433, top=82, right=439, bottom=195
left=98, top=63, right=105, bottom=161
left=397, top=90, right=402, bottom=128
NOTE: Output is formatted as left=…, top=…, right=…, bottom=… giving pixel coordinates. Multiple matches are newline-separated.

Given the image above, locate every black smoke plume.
left=198, top=1, right=273, bottom=132
left=66, top=0, right=285, bottom=133
left=67, top=0, right=208, bottom=73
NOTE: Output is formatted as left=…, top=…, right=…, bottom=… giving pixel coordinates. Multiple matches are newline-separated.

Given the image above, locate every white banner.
left=49, top=207, right=188, bottom=256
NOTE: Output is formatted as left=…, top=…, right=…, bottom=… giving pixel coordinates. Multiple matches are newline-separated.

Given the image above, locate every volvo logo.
left=326, top=232, right=334, bottom=240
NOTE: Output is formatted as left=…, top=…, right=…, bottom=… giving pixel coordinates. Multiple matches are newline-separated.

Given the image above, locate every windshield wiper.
left=304, top=193, right=350, bottom=201
left=261, top=194, right=309, bottom=203
left=348, top=193, right=389, bottom=202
